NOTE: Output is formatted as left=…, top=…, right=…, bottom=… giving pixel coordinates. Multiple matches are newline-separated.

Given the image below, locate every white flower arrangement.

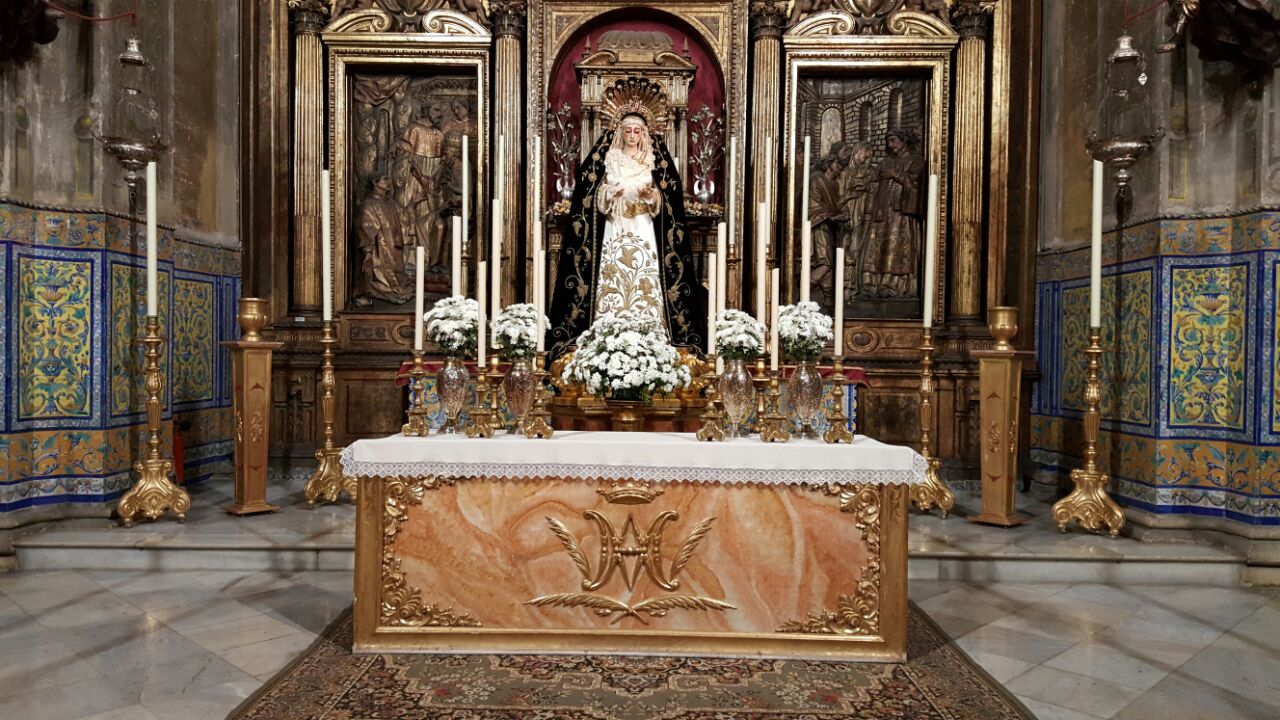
left=714, top=309, right=765, bottom=360
left=562, top=311, right=692, bottom=402
left=424, top=295, right=479, bottom=357
left=778, top=301, right=834, bottom=362
left=492, top=303, right=547, bottom=359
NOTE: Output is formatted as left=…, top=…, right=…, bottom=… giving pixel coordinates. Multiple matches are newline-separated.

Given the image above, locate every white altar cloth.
left=341, top=430, right=926, bottom=486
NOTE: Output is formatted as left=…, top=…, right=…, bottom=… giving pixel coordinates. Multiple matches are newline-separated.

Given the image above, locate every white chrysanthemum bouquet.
left=714, top=309, right=765, bottom=361
left=778, top=301, right=834, bottom=362
left=492, top=303, right=547, bottom=359
left=424, top=295, right=479, bottom=356
left=563, top=311, right=692, bottom=402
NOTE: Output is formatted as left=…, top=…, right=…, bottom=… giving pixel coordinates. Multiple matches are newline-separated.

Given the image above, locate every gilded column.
left=749, top=0, right=786, bottom=309
left=948, top=1, right=996, bottom=322
left=491, top=1, right=526, bottom=310
left=288, top=0, right=328, bottom=314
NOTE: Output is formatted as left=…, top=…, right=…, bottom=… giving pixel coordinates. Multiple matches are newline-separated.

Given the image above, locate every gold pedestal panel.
left=355, top=476, right=909, bottom=661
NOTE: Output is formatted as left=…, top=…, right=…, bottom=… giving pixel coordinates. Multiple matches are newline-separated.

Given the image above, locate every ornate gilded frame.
left=353, top=473, right=909, bottom=660
left=781, top=11, right=957, bottom=320
left=526, top=0, right=750, bottom=248
left=324, top=9, right=491, bottom=316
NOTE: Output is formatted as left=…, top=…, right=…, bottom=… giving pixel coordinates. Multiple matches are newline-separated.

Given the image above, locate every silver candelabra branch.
left=688, top=105, right=724, bottom=205
left=547, top=103, right=579, bottom=202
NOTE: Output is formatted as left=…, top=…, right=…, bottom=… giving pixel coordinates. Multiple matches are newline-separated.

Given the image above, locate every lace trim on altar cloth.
left=340, top=446, right=927, bottom=486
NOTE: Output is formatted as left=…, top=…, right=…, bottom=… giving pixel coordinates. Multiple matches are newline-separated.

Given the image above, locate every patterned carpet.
left=231, top=606, right=1032, bottom=720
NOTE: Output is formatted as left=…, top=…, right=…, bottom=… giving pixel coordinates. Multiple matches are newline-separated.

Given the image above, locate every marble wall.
left=1032, top=4, right=1280, bottom=531
left=0, top=2, right=240, bottom=536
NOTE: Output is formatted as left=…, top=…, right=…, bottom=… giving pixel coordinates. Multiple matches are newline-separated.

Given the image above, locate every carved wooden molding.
left=325, top=8, right=488, bottom=36
left=789, top=10, right=954, bottom=37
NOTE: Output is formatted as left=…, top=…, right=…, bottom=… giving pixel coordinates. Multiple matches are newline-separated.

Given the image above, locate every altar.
left=343, top=431, right=924, bottom=661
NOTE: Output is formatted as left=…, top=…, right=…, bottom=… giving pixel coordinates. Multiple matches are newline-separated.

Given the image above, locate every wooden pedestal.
left=968, top=347, right=1030, bottom=527
left=223, top=339, right=284, bottom=515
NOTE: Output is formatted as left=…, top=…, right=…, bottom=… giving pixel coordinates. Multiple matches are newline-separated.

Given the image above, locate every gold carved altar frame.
left=781, top=11, right=957, bottom=318
left=324, top=9, right=491, bottom=316
left=527, top=0, right=751, bottom=274
left=353, top=474, right=909, bottom=660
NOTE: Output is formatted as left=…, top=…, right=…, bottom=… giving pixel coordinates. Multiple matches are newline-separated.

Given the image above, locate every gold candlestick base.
left=305, top=321, right=354, bottom=506
left=696, top=355, right=726, bottom=442
left=1051, top=329, right=1125, bottom=537
left=118, top=317, right=191, bottom=527
left=524, top=352, right=554, bottom=439
left=823, top=358, right=853, bottom=444
left=465, top=370, right=496, bottom=438
left=402, top=350, right=431, bottom=437
left=759, top=371, right=791, bottom=443
left=911, top=328, right=955, bottom=518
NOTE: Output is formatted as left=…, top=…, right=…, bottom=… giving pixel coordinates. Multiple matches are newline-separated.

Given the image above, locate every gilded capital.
left=289, top=0, right=329, bottom=34
left=950, top=0, right=997, bottom=38
left=750, top=0, right=789, bottom=40
left=489, top=0, right=527, bottom=38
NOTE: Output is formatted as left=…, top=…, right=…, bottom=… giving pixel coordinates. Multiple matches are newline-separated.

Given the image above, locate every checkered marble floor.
left=1, top=567, right=1276, bottom=720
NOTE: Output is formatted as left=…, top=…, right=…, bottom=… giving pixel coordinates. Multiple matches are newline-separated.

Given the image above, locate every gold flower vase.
left=436, top=356, right=470, bottom=434
left=502, top=356, right=537, bottom=434
left=787, top=359, right=824, bottom=438
left=718, top=358, right=756, bottom=438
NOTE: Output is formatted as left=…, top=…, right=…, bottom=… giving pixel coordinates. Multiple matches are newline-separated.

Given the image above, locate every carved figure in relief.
left=808, top=155, right=846, bottom=310
left=838, top=142, right=876, bottom=299
left=904, top=0, right=950, bottom=22
left=399, top=101, right=447, bottom=269
left=861, top=130, right=924, bottom=298
left=548, top=91, right=706, bottom=358
left=354, top=175, right=413, bottom=306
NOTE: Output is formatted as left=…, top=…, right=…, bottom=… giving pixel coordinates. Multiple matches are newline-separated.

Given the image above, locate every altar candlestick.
left=763, top=135, right=772, bottom=211
left=1090, top=160, right=1103, bottom=328
left=800, top=136, right=811, bottom=302
left=715, top=222, right=727, bottom=317
left=535, top=246, right=547, bottom=352
left=451, top=217, right=462, bottom=296
left=756, top=201, right=768, bottom=326
left=727, top=136, right=737, bottom=251
left=770, top=268, right=780, bottom=372
left=532, top=134, right=541, bottom=219
left=922, top=174, right=938, bottom=327
left=461, top=135, right=469, bottom=251
left=145, top=161, right=158, bottom=317
left=321, top=169, right=332, bottom=321
left=414, top=246, right=425, bottom=352
left=477, top=261, right=487, bottom=367
left=834, top=247, right=845, bottom=357
left=707, top=252, right=718, bottom=355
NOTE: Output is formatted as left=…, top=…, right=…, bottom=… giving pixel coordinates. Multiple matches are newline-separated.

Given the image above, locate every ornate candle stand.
left=758, top=371, right=791, bottom=443
left=523, top=351, right=554, bottom=439
left=1051, top=330, right=1126, bottom=537
left=305, top=321, right=353, bottom=505
left=696, top=354, right=726, bottom=442
left=823, top=358, right=853, bottom=444
left=488, top=356, right=505, bottom=432
left=402, top=350, right=431, bottom=437
left=910, top=328, right=955, bottom=518
left=117, top=317, right=191, bottom=527
left=465, top=367, right=496, bottom=438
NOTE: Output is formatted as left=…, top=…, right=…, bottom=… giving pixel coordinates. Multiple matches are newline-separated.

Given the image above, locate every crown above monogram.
left=598, top=478, right=664, bottom=505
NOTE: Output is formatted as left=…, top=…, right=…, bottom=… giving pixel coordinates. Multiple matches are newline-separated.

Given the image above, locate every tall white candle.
left=727, top=136, right=737, bottom=252
left=535, top=246, right=547, bottom=352
left=834, top=247, right=845, bottom=357
left=145, top=161, right=158, bottom=317
left=321, top=169, right=332, bottom=321
left=461, top=135, right=469, bottom=255
left=707, top=252, right=718, bottom=355
left=414, top=246, right=425, bottom=352
left=531, top=217, right=542, bottom=304
left=532, top=134, right=541, bottom=220
left=763, top=135, right=772, bottom=212
left=800, top=222, right=812, bottom=303
left=491, top=205, right=501, bottom=338
left=715, top=222, right=727, bottom=318
left=922, top=174, right=939, bottom=328
left=800, top=135, right=811, bottom=303
left=451, top=217, right=462, bottom=296
left=476, top=261, right=487, bottom=366
left=756, top=201, right=768, bottom=325
left=1091, top=160, right=1104, bottom=328
left=770, top=268, right=780, bottom=371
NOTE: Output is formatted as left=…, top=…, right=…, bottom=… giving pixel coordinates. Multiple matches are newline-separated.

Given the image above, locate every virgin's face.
left=622, top=123, right=645, bottom=150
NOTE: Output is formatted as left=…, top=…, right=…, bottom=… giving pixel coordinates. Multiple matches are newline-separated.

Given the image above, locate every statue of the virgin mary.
left=547, top=98, right=706, bottom=359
